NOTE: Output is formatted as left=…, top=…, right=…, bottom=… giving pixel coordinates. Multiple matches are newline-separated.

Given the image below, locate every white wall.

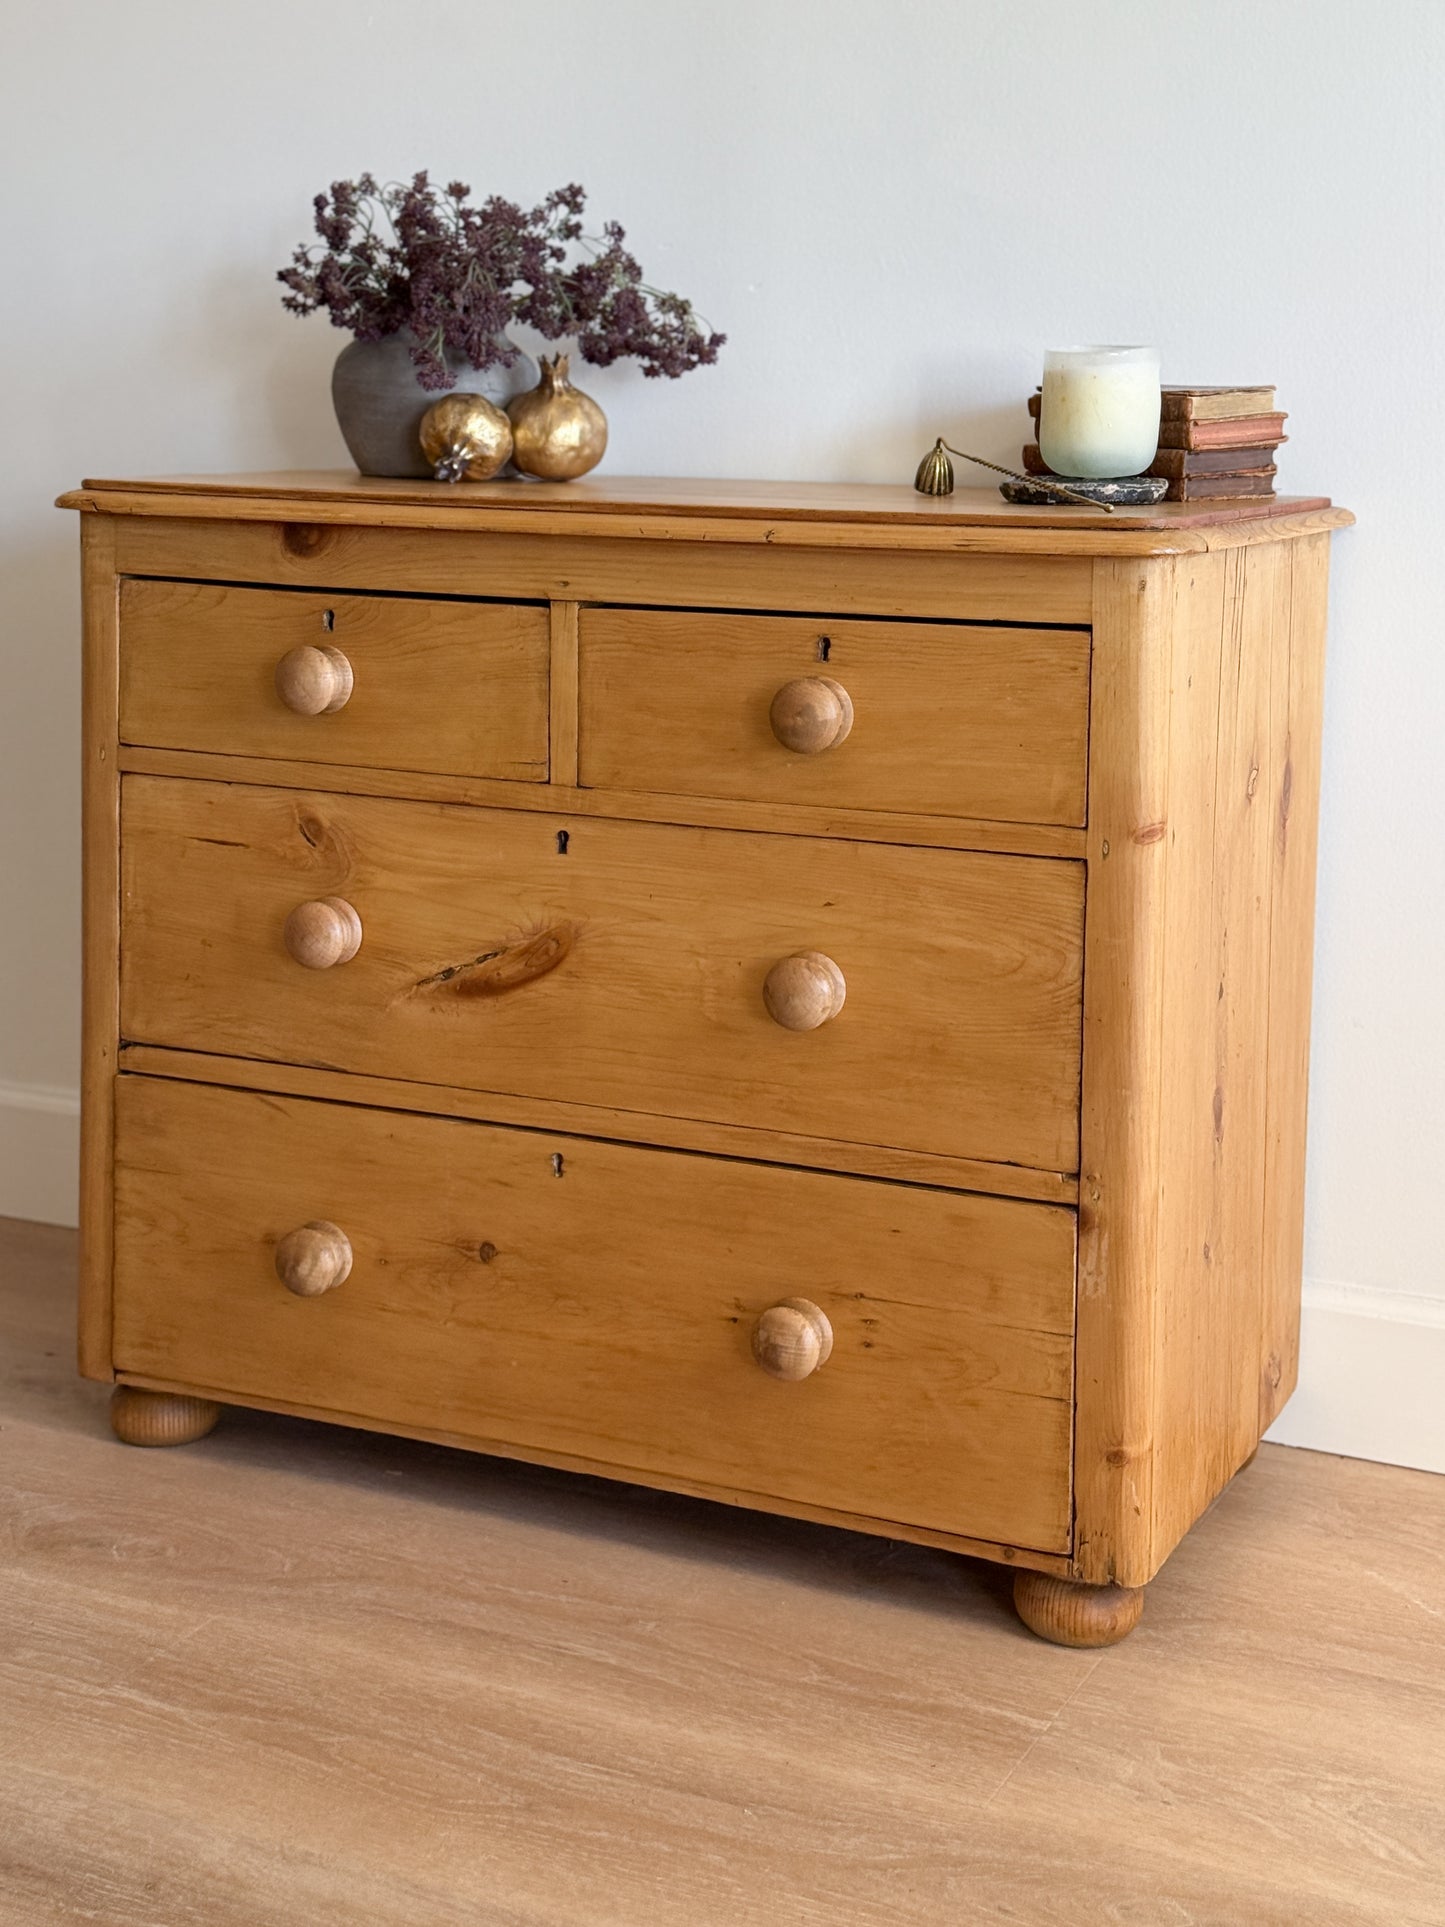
left=4, top=1, right=1442, bottom=1467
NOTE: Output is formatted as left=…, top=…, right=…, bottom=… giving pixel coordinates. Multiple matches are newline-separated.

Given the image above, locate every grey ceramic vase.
left=331, top=333, right=539, bottom=478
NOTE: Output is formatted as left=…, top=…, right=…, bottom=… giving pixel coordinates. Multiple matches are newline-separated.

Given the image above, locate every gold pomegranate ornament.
left=418, top=392, right=514, bottom=482
left=507, top=354, right=608, bottom=480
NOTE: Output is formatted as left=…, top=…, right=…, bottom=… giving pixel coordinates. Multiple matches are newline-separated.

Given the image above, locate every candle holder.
left=999, top=474, right=1168, bottom=507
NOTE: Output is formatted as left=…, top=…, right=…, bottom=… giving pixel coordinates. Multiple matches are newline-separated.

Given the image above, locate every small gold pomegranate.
left=507, top=355, right=608, bottom=481
left=419, top=392, right=514, bottom=482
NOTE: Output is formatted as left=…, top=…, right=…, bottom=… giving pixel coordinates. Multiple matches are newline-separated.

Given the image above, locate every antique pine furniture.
left=61, top=472, right=1351, bottom=1646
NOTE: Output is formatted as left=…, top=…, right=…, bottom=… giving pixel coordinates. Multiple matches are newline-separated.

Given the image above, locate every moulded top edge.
left=55, top=472, right=1353, bottom=558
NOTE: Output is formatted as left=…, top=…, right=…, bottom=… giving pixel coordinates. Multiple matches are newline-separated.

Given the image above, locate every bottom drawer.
left=112, top=1077, right=1077, bottom=1552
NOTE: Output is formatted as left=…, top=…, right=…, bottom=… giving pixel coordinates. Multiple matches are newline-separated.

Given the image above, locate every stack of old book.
left=1025, top=385, right=1286, bottom=501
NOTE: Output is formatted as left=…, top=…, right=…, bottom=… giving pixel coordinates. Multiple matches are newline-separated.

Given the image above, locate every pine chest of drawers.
left=62, top=472, right=1351, bottom=1645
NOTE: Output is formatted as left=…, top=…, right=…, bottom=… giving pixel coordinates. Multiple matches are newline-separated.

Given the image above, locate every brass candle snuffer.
left=913, top=438, right=1116, bottom=513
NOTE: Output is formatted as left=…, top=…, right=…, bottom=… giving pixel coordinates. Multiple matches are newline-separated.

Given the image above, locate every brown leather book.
left=1148, top=446, right=1280, bottom=478
left=1156, top=414, right=1288, bottom=451
left=1023, top=442, right=1279, bottom=480
left=1159, top=385, right=1276, bottom=422
left=1165, top=473, right=1278, bottom=501
left=1027, top=386, right=1277, bottom=424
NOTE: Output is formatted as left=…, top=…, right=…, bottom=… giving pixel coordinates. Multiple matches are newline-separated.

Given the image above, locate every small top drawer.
left=119, top=580, right=550, bottom=781
left=578, top=609, right=1090, bottom=826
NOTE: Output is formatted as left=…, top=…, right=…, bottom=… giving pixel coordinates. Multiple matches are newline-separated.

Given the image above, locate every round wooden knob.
left=752, top=1298, right=834, bottom=1381
left=274, top=1220, right=353, bottom=1297
left=763, top=951, right=846, bottom=1031
left=275, top=644, right=354, bottom=716
left=283, top=897, right=362, bottom=969
left=769, top=676, right=853, bottom=754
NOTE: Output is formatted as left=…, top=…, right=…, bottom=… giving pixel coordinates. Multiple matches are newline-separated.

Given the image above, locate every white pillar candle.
left=1039, top=345, right=1161, bottom=479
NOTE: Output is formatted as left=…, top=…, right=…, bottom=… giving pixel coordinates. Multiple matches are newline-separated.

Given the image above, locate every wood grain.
left=103, top=513, right=1099, bottom=622
left=108, top=1384, right=220, bottom=1446
left=750, top=1298, right=835, bottom=1382
left=273, top=641, right=354, bottom=716
left=119, top=777, right=1086, bottom=1173
left=1012, top=1571, right=1144, bottom=1647
left=767, top=675, right=854, bottom=755
left=112, top=1077, right=1078, bottom=1552
left=761, top=952, right=848, bottom=1031
left=1259, top=533, right=1331, bottom=1428
left=272, top=1219, right=353, bottom=1298
left=281, top=896, right=363, bottom=970
left=115, top=745, right=1087, bottom=860
left=3, top=1216, right=1441, bottom=1927
left=578, top=608, right=1090, bottom=827
left=78, top=516, right=119, bottom=1383
left=1142, top=540, right=1333, bottom=1569
left=114, top=1047, right=1082, bottom=1205
left=119, top=579, right=550, bottom=781
left=1148, top=546, right=1270, bottom=1562
left=113, top=1363, right=1080, bottom=1573
left=1074, top=556, right=1175, bottom=1586
left=60, top=470, right=1349, bottom=552
left=548, top=599, right=580, bottom=787
left=1146, top=549, right=1235, bottom=1563
left=1075, top=540, right=1334, bottom=1586
left=1189, top=506, right=1353, bottom=552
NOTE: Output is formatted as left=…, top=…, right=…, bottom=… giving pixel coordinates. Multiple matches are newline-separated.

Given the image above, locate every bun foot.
left=1013, top=1571, right=1144, bottom=1647
left=110, top=1386, right=221, bottom=1447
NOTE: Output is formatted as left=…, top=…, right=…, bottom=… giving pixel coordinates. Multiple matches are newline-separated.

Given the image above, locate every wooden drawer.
left=119, top=580, right=550, bottom=781
left=120, top=776, right=1085, bottom=1173
left=113, top=1076, right=1077, bottom=1551
left=578, top=608, right=1090, bottom=825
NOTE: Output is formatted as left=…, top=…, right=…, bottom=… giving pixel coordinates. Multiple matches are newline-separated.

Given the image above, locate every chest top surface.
left=59, top=471, right=1352, bottom=558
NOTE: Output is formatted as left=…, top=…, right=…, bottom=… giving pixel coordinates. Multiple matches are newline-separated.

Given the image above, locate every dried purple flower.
left=278, top=174, right=724, bottom=390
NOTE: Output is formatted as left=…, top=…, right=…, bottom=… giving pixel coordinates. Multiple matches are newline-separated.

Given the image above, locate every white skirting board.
left=1266, top=1280, right=1445, bottom=1476
left=0, top=1078, right=1439, bottom=1474
left=0, top=1079, right=79, bottom=1228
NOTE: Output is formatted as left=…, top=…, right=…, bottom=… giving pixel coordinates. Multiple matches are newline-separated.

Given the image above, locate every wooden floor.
left=3, top=1216, right=1443, bottom=1926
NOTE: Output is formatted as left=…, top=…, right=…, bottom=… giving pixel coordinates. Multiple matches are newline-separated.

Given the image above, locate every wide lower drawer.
left=578, top=607, right=1091, bottom=826
left=119, top=579, right=550, bottom=781
left=120, top=776, right=1085, bottom=1172
left=113, top=1076, right=1077, bottom=1551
